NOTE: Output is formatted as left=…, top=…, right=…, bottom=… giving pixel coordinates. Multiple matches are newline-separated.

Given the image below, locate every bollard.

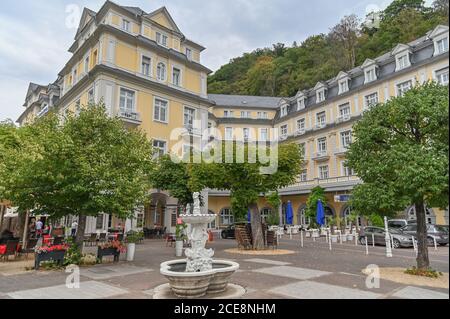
left=325, top=231, right=328, bottom=243
left=300, top=230, right=304, bottom=248
left=339, top=232, right=343, bottom=245
left=365, top=237, right=369, bottom=255
left=372, top=234, right=375, bottom=248
left=329, top=234, right=332, bottom=251
left=412, top=237, right=418, bottom=256
left=434, top=237, right=438, bottom=251
left=355, top=233, right=358, bottom=246
left=391, top=235, right=395, bottom=250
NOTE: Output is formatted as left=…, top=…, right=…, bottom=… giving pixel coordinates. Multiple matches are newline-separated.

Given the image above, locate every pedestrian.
left=71, top=219, right=78, bottom=238
left=35, top=219, right=43, bottom=238
left=29, top=219, right=36, bottom=239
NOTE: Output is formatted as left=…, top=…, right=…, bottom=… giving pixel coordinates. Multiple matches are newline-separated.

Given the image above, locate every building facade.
left=15, top=1, right=449, bottom=234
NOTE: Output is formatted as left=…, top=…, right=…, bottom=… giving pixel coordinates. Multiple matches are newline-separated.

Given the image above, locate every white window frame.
left=156, top=62, right=167, bottom=82
left=153, top=139, right=167, bottom=157
left=297, top=97, right=306, bottom=110
left=316, top=89, right=326, bottom=103
left=296, top=118, right=306, bottom=132
left=280, top=105, right=288, bottom=117
left=153, top=96, right=169, bottom=124
left=156, top=31, right=168, bottom=47
left=241, top=111, right=251, bottom=118
left=141, top=55, right=152, bottom=77
left=340, top=130, right=352, bottom=148
left=364, top=92, right=379, bottom=108
left=395, top=53, right=411, bottom=71
left=434, top=35, right=449, bottom=56
left=257, top=111, right=268, bottom=119
left=317, top=137, right=327, bottom=153
left=119, top=87, right=136, bottom=113
left=185, top=47, right=193, bottom=60
left=319, top=165, right=329, bottom=180
left=364, top=67, right=377, bottom=84
left=243, top=128, right=250, bottom=141
left=342, top=162, right=355, bottom=177
left=84, top=55, right=90, bottom=74
left=435, top=67, right=449, bottom=85
left=88, top=87, right=95, bottom=104
left=316, top=111, right=326, bottom=127
left=122, top=19, right=130, bottom=32
left=183, top=106, right=196, bottom=129
left=338, top=79, right=349, bottom=95
left=396, top=79, right=414, bottom=97
left=338, top=103, right=351, bottom=118
left=172, top=66, right=182, bottom=87
left=224, top=110, right=234, bottom=118
left=299, top=169, right=308, bottom=182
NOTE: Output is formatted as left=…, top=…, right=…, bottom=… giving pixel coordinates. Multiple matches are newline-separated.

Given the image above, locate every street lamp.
left=384, top=216, right=392, bottom=258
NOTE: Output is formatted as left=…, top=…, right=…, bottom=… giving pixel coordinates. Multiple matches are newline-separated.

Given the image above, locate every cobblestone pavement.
left=0, top=235, right=448, bottom=299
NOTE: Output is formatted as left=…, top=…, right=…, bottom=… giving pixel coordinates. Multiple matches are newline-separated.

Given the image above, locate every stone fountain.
left=159, top=192, right=241, bottom=299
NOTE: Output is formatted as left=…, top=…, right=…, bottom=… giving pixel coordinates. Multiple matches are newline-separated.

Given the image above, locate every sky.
left=0, top=0, right=434, bottom=122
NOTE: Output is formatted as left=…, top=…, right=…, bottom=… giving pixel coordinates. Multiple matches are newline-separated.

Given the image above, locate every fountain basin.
left=180, top=214, right=216, bottom=224
left=160, top=259, right=240, bottom=298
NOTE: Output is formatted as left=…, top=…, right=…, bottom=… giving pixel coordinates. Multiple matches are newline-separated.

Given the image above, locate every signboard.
left=334, top=195, right=351, bottom=203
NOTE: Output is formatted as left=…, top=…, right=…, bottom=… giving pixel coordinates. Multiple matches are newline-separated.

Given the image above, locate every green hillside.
left=208, top=0, right=449, bottom=97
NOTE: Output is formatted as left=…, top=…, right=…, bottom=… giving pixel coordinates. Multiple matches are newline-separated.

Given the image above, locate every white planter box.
left=312, top=230, right=320, bottom=238
left=305, top=231, right=311, bottom=238
left=330, top=235, right=339, bottom=243
left=347, top=234, right=354, bottom=241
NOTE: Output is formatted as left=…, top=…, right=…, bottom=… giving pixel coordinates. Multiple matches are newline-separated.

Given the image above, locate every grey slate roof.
left=208, top=94, right=282, bottom=109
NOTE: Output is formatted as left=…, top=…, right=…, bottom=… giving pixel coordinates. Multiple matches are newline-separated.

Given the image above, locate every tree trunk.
left=0, top=205, right=5, bottom=231
left=250, top=203, right=264, bottom=250
left=415, top=200, right=430, bottom=270
left=22, top=210, right=30, bottom=249
left=75, top=214, right=87, bottom=250
left=16, top=211, right=27, bottom=239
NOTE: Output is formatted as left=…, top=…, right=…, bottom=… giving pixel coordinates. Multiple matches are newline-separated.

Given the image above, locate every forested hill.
left=207, top=0, right=449, bottom=97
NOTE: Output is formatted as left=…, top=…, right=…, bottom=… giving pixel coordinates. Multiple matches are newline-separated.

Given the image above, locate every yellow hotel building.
left=16, top=1, right=449, bottom=235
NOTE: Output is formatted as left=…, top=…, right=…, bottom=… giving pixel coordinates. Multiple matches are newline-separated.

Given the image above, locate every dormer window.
left=314, top=82, right=327, bottom=103
left=362, top=59, right=378, bottom=84
left=339, top=80, right=349, bottom=95
left=396, top=54, right=410, bottom=71
left=436, top=37, right=449, bottom=55
left=186, top=48, right=192, bottom=60
left=297, top=97, right=306, bottom=110
left=336, top=72, right=350, bottom=95
left=280, top=104, right=288, bottom=117
left=393, top=44, right=412, bottom=72
left=365, top=68, right=376, bottom=83
left=430, top=25, right=449, bottom=56
left=316, top=90, right=326, bottom=103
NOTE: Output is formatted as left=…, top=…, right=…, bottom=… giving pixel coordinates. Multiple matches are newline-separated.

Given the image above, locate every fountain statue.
left=159, top=192, right=241, bottom=299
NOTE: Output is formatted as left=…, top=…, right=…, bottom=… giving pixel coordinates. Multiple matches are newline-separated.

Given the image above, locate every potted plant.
left=125, top=230, right=141, bottom=261
left=98, top=240, right=125, bottom=263
left=175, top=223, right=188, bottom=257
left=35, top=244, right=69, bottom=270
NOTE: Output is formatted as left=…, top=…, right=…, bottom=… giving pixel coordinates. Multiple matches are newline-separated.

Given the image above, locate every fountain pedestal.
left=159, top=192, right=240, bottom=299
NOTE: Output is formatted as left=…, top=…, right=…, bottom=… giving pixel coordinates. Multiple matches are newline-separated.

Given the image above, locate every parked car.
left=388, top=219, right=408, bottom=229
left=221, top=225, right=236, bottom=239
left=359, top=226, right=414, bottom=248
left=400, top=224, right=449, bottom=246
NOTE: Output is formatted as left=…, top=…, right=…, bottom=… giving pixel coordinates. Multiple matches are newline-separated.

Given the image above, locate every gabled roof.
left=361, top=58, right=377, bottom=69
left=391, top=43, right=412, bottom=56
left=295, top=90, right=307, bottom=99
left=23, top=83, right=46, bottom=105
left=145, top=6, right=182, bottom=34
left=278, top=98, right=290, bottom=107
left=335, top=71, right=350, bottom=81
left=314, top=82, right=327, bottom=90
left=122, top=6, right=146, bottom=16
left=428, top=25, right=449, bottom=39
left=75, top=8, right=96, bottom=39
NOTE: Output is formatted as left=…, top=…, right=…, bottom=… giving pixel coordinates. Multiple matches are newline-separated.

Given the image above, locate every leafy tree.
left=305, top=186, right=327, bottom=229
left=1, top=105, right=155, bottom=248
left=346, top=82, right=449, bottom=270
left=152, top=155, right=194, bottom=207
left=189, top=142, right=303, bottom=249
left=382, top=0, right=427, bottom=22
left=329, top=14, right=361, bottom=69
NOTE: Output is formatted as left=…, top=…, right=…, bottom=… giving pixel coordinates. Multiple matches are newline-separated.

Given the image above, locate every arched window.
left=157, top=62, right=166, bottom=81
left=342, top=206, right=361, bottom=227
left=260, top=207, right=272, bottom=222
left=407, top=205, right=435, bottom=224
left=220, top=208, right=234, bottom=226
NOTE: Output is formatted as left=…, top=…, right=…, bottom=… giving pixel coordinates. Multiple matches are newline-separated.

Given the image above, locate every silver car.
left=359, top=226, right=414, bottom=248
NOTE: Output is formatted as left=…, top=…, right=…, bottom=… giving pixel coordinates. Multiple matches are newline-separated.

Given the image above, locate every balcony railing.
left=336, top=114, right=351, bottom=124
left=314, top=123, right=327, bottom=130
left=334, top=147, right=349, bottom=156
left=283, top=175, right=361, bottom=190
left=118, top=110, right=141, bottom=125
left=312, top=151, right=329, bottom=161
left=279, top=134, right=288, bottom=141
left=294, top=129, right=306, bottom=137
